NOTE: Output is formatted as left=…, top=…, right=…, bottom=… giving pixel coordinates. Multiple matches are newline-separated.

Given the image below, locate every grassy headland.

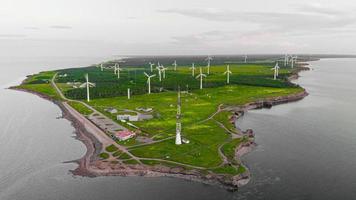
left=14, top=58, right=307, bottom=187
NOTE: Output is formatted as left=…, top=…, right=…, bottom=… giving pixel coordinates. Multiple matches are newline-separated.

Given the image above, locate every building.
left=117, top=114, right=139, bottom=122
left=115, top=130, right=136, bottom=141
left=58, top=73, right=68, bottom=78
left=105, top=108, right=118, bottom=114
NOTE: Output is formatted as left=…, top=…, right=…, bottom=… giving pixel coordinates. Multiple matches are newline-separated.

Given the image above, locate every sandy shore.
left=9, top=65, right=309, bottom=190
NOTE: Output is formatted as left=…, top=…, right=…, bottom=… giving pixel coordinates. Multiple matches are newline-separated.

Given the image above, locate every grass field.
left=67, top=101, right=93, bottom=115
left=17, top=60, right=304, bottom=176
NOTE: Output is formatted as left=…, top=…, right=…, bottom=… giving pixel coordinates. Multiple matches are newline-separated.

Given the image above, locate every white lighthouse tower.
left=175, top=87, right=182, bottom=145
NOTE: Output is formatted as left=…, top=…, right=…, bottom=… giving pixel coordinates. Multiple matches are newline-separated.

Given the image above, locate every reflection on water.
left=0, top=58, right=355, bottom=200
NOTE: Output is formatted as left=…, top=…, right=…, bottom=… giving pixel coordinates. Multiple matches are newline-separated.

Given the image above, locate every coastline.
left=9, top=65, right=310, bottom=190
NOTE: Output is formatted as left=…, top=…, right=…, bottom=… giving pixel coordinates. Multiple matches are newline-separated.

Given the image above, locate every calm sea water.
left=0, top=57, right=355, bottom=200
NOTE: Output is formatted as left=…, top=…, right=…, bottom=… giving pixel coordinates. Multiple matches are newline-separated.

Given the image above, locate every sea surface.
left=0, top=57, right=355, bottom=200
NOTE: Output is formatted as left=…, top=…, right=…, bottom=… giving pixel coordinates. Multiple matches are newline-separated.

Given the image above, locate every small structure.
left=105, top=108, right=118, bottom=114
left=58, top=74, right=68, bottom=78
left=117, top=114, right=139, bottom=122
left=115, top=130, right=136, bottom=141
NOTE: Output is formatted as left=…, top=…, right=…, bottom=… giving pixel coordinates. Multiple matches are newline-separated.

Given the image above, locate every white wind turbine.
left=127, top=88, right=131, bottom=99
left=190, top=63, right=196, bottom=77
left=172, top=60, right=177, bottom=71
left=144, top=72, right=156, bottom=94
left=113, top=63, right=119, bottom=74
left=161, top=65, right=168, bottom=79
left=284, top=54, right=288, bottom=67
left=149, top=62, right=155, bottom=72
left=205, top=56, right=213, bottom=74
left=196, top=67, right=207, bottom=90
left=81, top=74, right=96, bottom=102
left=271, top=63, right=280, bottom=80
left=290, top=56, right=295, bottom=68
left=244, top=55, right=248, bottom=63
left=156, top=66, right=163, bottom=82
left=224, top=65, right=232, bottom=84
left=291, top=56, right=298, bottom=68
left=100, top=63, right=104, bottom=71
left=116, top=64, right=123, bottom=79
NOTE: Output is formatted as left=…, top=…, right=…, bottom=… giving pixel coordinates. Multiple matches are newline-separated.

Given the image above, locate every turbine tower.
left=284, top=54, right=288, bottom=67
left=196, top=67, right=207, bottom=90
left=100, top=63, right=104, bottom=71
left=190, top=63, right=196, bottom=77
left=156, top=66, right=163, bottom=82
left=271, top=62, right=280, bottom=80
left=149, top=62, right=155, bottom=72
left=113, top=64, right=117, bottom=74
left=127, top=88, right=131, bottom=99
left=291, top=56, right=298, bottom=68
left=205, top=56, right=213, bottom=74
left=244, top=55, right=248, bottom=63
left=116, top=64, right=123, bottom=79
left=224, top=65, right=232, bottom=84
left=161, top=66, right=168, bottom=79
left=175, top=87, right=182, bottom=145
left=82, top=74, right=96, bottom=102
left=172, top=60, right=177, bottom=71
left=144, top=72, right=156, bottom=94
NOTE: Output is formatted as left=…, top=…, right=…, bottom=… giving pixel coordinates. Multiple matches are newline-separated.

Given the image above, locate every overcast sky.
left=1, top=0, right=356, bottom=57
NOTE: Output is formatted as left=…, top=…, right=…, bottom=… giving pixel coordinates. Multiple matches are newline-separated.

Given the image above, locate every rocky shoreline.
left=10, top=65, right=309, bottom=191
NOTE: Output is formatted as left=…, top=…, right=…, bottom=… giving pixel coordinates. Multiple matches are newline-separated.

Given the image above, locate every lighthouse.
left=175, top=87, right=182, bottom=145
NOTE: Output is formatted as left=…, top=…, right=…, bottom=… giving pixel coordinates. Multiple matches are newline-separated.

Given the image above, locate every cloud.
left=24, top=26, right=40, bottom=30
left=49, top=25, right=72, bottom=29
left=0, top=34, right=27, bottom=38
left=296, top=3, right=344, bottom=15
left=158, top=5, right=356, bottom=36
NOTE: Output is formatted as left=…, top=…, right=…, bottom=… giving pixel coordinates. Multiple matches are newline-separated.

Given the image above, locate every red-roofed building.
left=115, top=130, right=136, bottom=141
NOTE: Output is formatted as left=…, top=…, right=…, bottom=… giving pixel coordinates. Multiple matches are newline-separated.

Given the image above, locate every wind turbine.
left=244, top=55, right=248, bottom=63
left=127, top=88, right=131, bottom=99
left=100, top=63, right=104, bottom=71
left=82, top=74, right=96, bottom=102
left=156, top=66, right=163, bottom=81
left=190, top=63, right=196, bottom=77
left=149, top=62, right=155, bottom=72
left=196, top=67, right=207, bottom=90
left=291, top=55, right=298, bottom=68
left=161, top=66, right=168, bottom=79
left=172, top=60, right=177, bottom=71
left=271, top=63, right=280, bottom=80
left=284, top=54, right=288, bottom=67
left=224, top=65, right=232, bottom=84
left=175, top=86, right=182, bottom=145
left=205, top=56, right=213, bottom=74
left=144, top=72, right=156, bottom=94
left=116, top=64, right=123, bottom=79
left=290, top=56, right=295, bottom=68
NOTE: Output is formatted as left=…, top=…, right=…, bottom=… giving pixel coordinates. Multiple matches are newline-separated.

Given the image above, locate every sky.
left=0, top=0, right=356, bottom=57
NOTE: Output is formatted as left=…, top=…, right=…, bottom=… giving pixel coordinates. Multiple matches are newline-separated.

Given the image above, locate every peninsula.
left=12, top=55, right=309, bottom=190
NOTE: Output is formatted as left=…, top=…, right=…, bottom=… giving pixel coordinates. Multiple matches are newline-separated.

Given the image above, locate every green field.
left=17, top=60, right=304, bottom=177
left=67, top=101, right=93, bottom=115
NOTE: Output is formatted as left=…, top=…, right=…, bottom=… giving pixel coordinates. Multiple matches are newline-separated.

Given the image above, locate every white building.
left=117, top=114, right=139, bottom=122
left=105, top=108, right=118, bottom=114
